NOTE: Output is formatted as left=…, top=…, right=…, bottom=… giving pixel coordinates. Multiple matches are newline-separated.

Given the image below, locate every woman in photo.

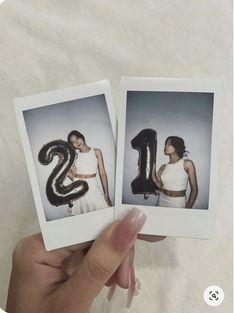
left=67, top=130, right=112, bottom=214
left=155, top=136, right=198, bottom=208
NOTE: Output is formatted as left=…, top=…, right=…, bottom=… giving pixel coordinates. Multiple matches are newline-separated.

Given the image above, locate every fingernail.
left=126, top=265, right=137, bottom=308
left=107, top=283, right=117, bottom=301
left=112, top=208, right=146, bottom=248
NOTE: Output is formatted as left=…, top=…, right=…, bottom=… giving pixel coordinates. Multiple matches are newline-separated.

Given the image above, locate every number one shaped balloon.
left=131, top=129, right=159, bottom=199
left=38, top=140, right=88, bottom=206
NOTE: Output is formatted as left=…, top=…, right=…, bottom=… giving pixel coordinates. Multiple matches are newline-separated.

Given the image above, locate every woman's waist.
left=75, top=173, right=96, bottom=179
left=160, top=188, right=186, bottom=197
left=160, top=181, right=188, bottom=192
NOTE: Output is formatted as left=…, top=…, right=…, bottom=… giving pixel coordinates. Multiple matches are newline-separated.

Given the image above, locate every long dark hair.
left=165, top=136, right=188, bottom=158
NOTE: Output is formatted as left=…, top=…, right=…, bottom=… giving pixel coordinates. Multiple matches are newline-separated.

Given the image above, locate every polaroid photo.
left=115, top=77, right=221, bottom=239
left=15, top=80, right=116, bottom=250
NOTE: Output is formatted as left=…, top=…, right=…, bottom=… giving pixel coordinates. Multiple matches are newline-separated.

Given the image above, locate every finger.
left=137, top=234, right=166, bottom=242
left=63, top=240, right=93, bottom=253
left=115, top=247, right=135, bottom=289
left=36, top=235, right=92, bottom=268
left=53, top=208, right=146, bottom=312
left=15, top=234, right=94, bottom=276
left=105, top=276, right=115, bottom=287
left=61, top=250, right=85, bottom=277
left=105, top=247, right=135, bottom=288
left=107, top=250, right=137, bottom=306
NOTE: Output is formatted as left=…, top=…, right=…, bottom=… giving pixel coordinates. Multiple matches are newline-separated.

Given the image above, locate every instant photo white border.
left=14, top=80, right=117, bottom=251
left=115, top=77, right=221, bottom=239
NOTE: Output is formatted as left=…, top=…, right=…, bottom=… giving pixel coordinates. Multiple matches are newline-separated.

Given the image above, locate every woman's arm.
left=155, top=165, right=165, bottom=188
left=58, top=153, right=76, bottom=181
left=95, top=148, right=112, bottom=206
left=184, top=160, right=198, bottom=208
left=68, top=165, right=76, bottom=181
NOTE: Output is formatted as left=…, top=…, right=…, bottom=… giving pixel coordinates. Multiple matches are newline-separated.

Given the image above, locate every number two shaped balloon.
left=38, top=140, right=89, bottom=206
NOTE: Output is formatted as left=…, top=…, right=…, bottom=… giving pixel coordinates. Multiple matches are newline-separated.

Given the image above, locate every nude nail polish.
left=111, top=208, right=147, bottom=248
left=107, top=283, right=117, bottom=301
left=126, top=265, right=136, bottom=308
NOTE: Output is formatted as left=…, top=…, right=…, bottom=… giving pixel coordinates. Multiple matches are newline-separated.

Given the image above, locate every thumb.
left=54, top=208, right=146, bottom=312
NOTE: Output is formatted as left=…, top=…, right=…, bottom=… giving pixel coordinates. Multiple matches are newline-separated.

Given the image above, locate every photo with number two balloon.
left=14, top=81, right=117, bottom=250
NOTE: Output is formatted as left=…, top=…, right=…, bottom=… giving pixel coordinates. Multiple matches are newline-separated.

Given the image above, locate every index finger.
left=137, top=234, right=166, bottom=242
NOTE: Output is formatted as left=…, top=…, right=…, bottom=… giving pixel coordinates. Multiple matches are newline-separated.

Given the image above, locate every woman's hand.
left=104, top=194, right=112, bottom=206
left=6, top=208, right=146, bottom=313
left=58, top=153, right=64, bottom=161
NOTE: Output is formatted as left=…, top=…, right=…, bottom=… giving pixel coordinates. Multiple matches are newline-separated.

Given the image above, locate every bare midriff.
left=161, top=188, right=186, bottom=197
left=75, top=173, right=96, bottom=179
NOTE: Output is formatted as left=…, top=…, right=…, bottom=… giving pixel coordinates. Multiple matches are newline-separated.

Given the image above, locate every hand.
left=58, top=153, right=64, bottom=162
left=104, top=194, right=112, bottom=207
left=6, top=208, right=146, bottom=313
left=154, top=189, right=160, bottom=196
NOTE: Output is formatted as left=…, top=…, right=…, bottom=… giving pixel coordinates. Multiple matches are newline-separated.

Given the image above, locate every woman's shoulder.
left=183, top=159, right=195, bottom=170
left=94, top=148, right=102, bottom=156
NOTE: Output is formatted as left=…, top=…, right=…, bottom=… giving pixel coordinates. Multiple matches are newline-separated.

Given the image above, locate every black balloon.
left=131, top=129, right=159, bottom=199
left=38, top=140, right=88, bottom=206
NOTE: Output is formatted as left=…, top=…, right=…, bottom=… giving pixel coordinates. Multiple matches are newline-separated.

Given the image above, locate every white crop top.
left=160, top=159, right=188, bottom=191
left=74, top=148, right=98, bottom=175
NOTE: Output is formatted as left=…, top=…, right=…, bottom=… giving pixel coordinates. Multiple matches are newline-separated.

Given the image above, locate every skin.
left=184, top=160, right=198, bottom=208
left=94, top=148, right=112, bottom=206
left=9, top=138, right=165, bottom=313
left=6, top=228, right=165, bottom=313
left=6, top=139, right=167, bottom=312
left=6, top=226, right=130, bottom=313
left=68, top=135, right=112, bottom=206
left=156, top=139, right=198, bottom=208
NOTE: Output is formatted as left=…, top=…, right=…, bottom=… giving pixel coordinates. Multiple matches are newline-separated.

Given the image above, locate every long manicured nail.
left=107, top=283, right=117, bottom=301
left=112, top=208, right=146, bottom=248
left=126, top=265, right=137, bottom=308
left=135, top=278, right=141, bottom=296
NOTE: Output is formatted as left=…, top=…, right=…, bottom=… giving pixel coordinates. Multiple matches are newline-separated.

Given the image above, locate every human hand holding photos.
left=6, top=208, right=146, bottom=313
